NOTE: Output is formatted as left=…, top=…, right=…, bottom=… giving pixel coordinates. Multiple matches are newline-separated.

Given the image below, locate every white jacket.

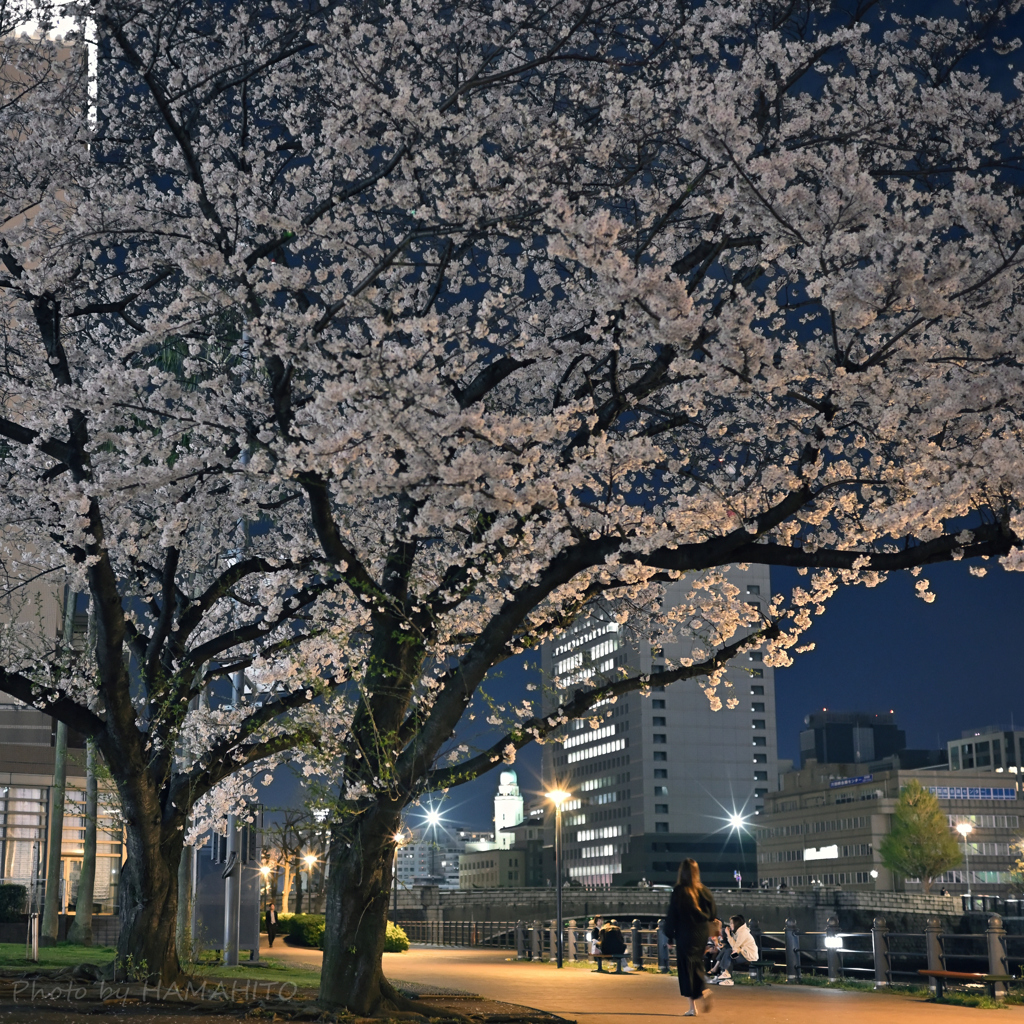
left=730, top=923, right=758, bottom=962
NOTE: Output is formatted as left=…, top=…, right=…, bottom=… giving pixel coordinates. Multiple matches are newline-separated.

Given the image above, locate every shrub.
left=284, top=913, right=325, bottom=948
left=0, top=884, right=26, bottom=922
left=385, top=921, right=409, bottom=953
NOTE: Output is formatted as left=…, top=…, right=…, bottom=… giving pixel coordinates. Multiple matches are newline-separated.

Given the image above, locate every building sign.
left=829, top=774, right=873, bottom=789
left=928, top=786, right=1017, bottom=801
left=803, top=845, right=839, bottom=861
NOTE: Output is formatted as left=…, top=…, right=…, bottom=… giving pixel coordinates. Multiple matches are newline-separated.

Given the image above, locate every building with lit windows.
left=539, top=565, right=779, bottom=888
left=0, top=703, right=123, bottom=917
left=949, top=726, right=1024, bottom=781
left=757, top=758, right=1021, bottom=893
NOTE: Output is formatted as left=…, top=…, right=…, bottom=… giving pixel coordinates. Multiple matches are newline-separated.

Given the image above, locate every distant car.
left=651, top=884, right=673, bottom=892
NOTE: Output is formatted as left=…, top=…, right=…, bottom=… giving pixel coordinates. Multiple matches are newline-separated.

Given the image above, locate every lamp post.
left=546, top=789, right=572, bottom=968
left=391, top=831, right=408, bottom=922
left=303, top=853, right=317, bottom=913
left=956, top=822, right=974, bottom=898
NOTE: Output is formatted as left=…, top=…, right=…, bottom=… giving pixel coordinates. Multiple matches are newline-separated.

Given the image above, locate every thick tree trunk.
left=116, top=805, right=184, bottom=984
left=318, top=807, right=413, bottom=1014
left=175, top=843, right=193, bottom=964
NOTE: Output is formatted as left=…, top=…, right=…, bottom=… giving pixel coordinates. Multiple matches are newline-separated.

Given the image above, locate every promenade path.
left=260, top=939, right=1024, bottom=1023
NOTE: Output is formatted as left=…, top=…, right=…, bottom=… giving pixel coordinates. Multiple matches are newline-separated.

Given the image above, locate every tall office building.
left=799, top=711, right=906, bottom=767
left=540, top=565, right=778, bottom=887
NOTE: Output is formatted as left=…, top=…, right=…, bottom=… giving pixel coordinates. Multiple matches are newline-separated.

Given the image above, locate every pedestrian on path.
left=266, top=902, right=279, bottom=947
left=662, top=858, right=717, bottom=1016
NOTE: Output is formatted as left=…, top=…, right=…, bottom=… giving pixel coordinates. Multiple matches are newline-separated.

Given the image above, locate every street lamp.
left=302, top=854, right=318, bottom=912
left=546, top=789, right=572, bottom=968
left=956, top=822, right=973, bottom=897
left=391, top=830, right=409, bottom=922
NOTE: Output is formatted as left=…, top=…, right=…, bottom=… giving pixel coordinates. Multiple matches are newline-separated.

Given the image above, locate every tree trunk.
left=115, top=803, right=184, bottom=984
left=67, top=739, right=97, bottom=945
left=175, top=842, right=193, bottom=964
left=318, top=807, right=416, bottom=1015
left=41, top=720, right=68, bottom=946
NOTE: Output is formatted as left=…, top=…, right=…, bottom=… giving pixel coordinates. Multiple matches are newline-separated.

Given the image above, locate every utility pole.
left=222, top=510, right=249, bottom=965
left=222, top=668, right=243, bottom=965
left=67, top=739, right=97, bottom=945
left=69, top=599, right=98, bottom=946
left=42, top=589, right=75, bottom=945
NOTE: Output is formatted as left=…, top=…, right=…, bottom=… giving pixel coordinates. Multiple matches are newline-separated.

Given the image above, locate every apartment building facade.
left=540, top=565, right=779, bottom=888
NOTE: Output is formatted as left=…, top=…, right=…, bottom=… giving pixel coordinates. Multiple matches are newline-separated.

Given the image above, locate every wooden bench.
left=918, top=969, right=1014, bottom=999
left=745, top=960, right=773, bottom=984
left=593, top=954, right=630, bottom=974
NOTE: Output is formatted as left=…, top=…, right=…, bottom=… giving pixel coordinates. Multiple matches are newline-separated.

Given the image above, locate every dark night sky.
left=415, top=561, right=1024, bottom=833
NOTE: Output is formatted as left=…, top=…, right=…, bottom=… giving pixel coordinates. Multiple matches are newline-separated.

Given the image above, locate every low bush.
left=284, top=913, right=325, bottom=948
left=0, top=885, right=25, bottom=923
left=259, top=913, right=407, bottom=953
left=385, top=921, right=409, bottom=953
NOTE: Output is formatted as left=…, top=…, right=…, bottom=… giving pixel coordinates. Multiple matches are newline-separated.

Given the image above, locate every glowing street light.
left=956, top=822, right=974, bottom=897
left=391, top=828, right=411, bottom=921
left=425, top=808, right=443, bottom=829
left=546, top=789, right=572, bottom=969
left=728, top=812, right=746, bottom=830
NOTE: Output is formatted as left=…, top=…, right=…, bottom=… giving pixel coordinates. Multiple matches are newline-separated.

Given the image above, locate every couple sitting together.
left=706, top=914, right=758, bottom=985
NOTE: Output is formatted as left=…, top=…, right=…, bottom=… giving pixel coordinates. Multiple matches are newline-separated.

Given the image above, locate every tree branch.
left=426, top=621, right=780, bottom=790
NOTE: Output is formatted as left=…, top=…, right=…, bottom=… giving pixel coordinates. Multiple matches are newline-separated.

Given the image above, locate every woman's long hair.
left=675, top=858, right=703, bottom=911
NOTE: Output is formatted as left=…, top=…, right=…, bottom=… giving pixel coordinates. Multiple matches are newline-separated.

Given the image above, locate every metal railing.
left=397, top=913, right=1023, bottom=996
left=397, top=920, right=519, bottom=948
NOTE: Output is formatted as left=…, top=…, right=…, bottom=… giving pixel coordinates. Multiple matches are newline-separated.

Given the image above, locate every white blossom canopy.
left=0, top=0, right=1023, bottom=815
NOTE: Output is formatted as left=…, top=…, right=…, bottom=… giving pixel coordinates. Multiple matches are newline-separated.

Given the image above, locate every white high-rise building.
left=493, top=769, right=524, bottom=849
left=540, top=565, right=779, bottom=887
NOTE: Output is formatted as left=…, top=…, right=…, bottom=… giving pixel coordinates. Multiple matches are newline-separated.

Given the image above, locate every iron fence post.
left=657, top=918, right=670, bottom=973
left=785, top=918, right=801, bottom=982
left=568, top=919, right=578, bottom=961
left=987, top=914, right=1008, bottom=998
left=531, top=919, right=541, bottom=961
left=826, top=915, right=841, bottom=982
left=632, top=919, right=643, bottom=970
left=516, top=920, right=525, bottom=959
left=870, top=916, right=889, bottom=988
left=924, top=917, right=943, bottom=995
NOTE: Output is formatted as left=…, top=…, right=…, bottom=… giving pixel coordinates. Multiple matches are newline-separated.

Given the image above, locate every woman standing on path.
left=662, top=859, right=717, bottom=1016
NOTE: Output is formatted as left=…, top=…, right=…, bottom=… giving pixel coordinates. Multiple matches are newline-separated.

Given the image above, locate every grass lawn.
left=0, top=942, right=116, bottom=969
left=0, top=942, right=321, bottom=991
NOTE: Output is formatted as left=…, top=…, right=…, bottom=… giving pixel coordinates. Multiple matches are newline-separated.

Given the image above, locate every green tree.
left=1009, top=838, right=1024, bottom=896
left=880, top=780, right=962, bottom=893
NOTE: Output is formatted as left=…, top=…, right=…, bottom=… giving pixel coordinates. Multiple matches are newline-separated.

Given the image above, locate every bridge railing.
left=395, top=913, right=1020, bottom=995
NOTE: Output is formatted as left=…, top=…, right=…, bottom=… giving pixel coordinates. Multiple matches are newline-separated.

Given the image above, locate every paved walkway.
left=261, top=939, right=1024, bottom=1022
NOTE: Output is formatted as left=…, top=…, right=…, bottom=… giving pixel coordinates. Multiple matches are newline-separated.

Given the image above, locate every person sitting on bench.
left=709, top=915, right=758, bottom=985
left=599, top=918, right=630, bottom=972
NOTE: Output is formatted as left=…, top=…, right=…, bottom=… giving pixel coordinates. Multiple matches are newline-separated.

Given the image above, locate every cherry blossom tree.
left=2, top=0, right=1024, bottom=1011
